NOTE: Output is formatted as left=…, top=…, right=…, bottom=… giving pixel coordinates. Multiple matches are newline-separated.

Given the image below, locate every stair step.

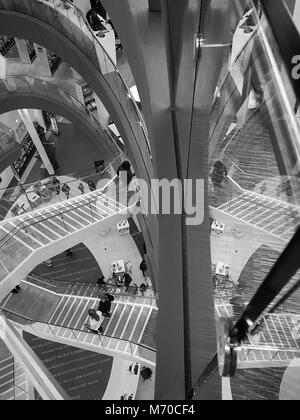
left=131, top=307, right=151, bottom=343
left=104, top=304, right=125, bottom=336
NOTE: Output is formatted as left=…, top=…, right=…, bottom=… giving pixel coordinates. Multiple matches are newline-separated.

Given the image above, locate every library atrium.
left=0, top=0, right=299, bottom=401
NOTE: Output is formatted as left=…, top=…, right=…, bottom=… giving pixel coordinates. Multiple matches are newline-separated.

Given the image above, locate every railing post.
left=88, top=197, right=95, bottom=222
left=244, top=349, right=251, bottom=361
left=71, top=330, right=78, bottom=341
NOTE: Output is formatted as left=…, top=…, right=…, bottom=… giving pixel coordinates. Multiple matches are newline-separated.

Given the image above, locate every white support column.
left=293, top=1, right=300, bottom=34
left=14, top=38, right=32, bottom=64
left=18, top=109, right=54, bottom=176
left=94, top=94, right=110, bottom=127
left=33, top=44, right=52, bottom=77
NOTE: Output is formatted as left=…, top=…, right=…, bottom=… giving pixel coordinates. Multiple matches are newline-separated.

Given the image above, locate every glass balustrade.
left=0, top=351, right=30, bottom=401
left=0, top=308, right=156, bottom=365
left=26, top=271, right=159, bottom=305
left=0, top=0, right=152, bottom=171
left=0, top=152, right=122, bottom=222
left=208, top=0, right=300, bottom=400
left=0, top=182, right=137, bottom=285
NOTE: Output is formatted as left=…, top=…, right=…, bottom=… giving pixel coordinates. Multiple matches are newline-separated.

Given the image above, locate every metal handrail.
left=0, top=179, right=130, bottom=250
left=27, top=271, right=159, bottom=301
left=0, top=152, right=121, bottom=197
left=0, top=307, right=156, bottom=354
left=0, top=74, right=119, bottom=157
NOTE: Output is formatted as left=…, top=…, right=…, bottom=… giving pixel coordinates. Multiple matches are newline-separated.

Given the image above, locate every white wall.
left=294, top=0, right=300, bottom=32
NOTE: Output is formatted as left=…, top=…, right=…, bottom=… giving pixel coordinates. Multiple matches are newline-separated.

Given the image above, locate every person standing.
left=52, top=177, right=61, bottom=195
left=139, top=260, right=147, bottom=278
left=62, top=183, right=71, bottom=199
left=98, top=291, right=114, bottom=318
left=78, top=182, right=85, bottom=195
left=88, top=180, right=96, bottom=192
left=121, top=272, right=133, bottom=292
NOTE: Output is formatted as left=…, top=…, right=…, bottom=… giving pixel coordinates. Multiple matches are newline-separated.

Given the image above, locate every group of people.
left=86, top=259, right=149, bottom=335
left=86, top=291, right=114, bottom=335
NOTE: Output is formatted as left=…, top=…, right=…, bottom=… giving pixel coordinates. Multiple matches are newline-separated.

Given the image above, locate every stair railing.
left=0, top=307, right=156, bottom=364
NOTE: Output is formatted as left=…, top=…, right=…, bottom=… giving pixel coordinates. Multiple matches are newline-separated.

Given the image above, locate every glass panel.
left=3, top=77, right=29, bottom=92
left=25, top=76, right=47, bottom=96
left=209, top=0, right=300, bottom=400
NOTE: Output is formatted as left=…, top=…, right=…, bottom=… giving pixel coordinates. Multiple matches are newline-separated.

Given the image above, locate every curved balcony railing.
left=0, top=153, right=122, bottom=222
left=1, top=307, right=156, bottom=365
left=0, top=75, right=119, bottom=158
left=0, top=179, right=139, bottom=289
left=0, top=0, right=152, bottom=176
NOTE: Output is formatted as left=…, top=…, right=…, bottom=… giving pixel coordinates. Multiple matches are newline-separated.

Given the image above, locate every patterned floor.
left=23, top=332, right=113, bottom=400
left=31, top=243, right=103, bottom=285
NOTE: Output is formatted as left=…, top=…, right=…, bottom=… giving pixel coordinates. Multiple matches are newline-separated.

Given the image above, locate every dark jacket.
left=98, top=294, right=113, bottom=313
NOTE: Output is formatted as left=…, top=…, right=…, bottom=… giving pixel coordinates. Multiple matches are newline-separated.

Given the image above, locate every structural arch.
left=0, top=75, right=119, bottom=161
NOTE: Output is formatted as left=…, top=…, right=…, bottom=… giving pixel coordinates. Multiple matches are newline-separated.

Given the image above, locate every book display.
left=12, top=134, right=36, bottom=177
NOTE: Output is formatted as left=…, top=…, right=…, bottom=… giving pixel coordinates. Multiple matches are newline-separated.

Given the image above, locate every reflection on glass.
left=209, top=1, right=300, bottom=400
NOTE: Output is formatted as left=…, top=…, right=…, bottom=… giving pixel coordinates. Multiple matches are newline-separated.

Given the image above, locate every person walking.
left=86, top=309, right=104, bottom=334
left=98, top=291, right=114, bottom=318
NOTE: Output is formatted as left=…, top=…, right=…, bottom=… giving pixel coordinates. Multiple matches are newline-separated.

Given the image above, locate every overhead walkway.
left=211, top=180, right=300, bottom=248
left=216, top=304, right=300, bottom=369
left=2, top=280, right=157, bottom=366
left=0, top=182, right=140, bottom=300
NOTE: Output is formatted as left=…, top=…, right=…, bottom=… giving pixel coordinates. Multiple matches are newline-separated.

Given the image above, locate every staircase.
left=215, top=189, right=299, bottom=241
left=0, top=186, right=139, bottom=299
left=215, top=304, right=300, bottom=369
left=4, top=283, right=157, bottom=366
left=0, top=355, right=30, bottom=400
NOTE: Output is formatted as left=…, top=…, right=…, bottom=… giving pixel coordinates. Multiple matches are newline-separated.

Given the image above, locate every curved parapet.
left=0, top=181, right=141, bottom=300
left=0, top=121, right=20, bottom=172
left=0, top=0, right=153, bottom=187
left=0, top=75, right=119, bottom=161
